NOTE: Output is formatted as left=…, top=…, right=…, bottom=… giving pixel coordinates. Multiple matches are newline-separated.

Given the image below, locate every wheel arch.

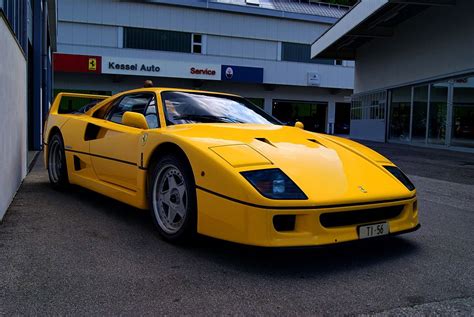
left=45, top=126, right=62, bottom=167
left=146, top=142, right=195, bottom=194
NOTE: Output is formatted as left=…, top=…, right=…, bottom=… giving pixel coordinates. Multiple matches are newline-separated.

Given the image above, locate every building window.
left=192, top=33, right=203, bottom=54
left=1, top=0, right=27, bottom=52
left=124, top=27, right=192, bottom=53
left=351, top=91, right=387, bottom=121
left=246, top=98, right=264, bottom=109
left=281, top=42, right=334, bottom=65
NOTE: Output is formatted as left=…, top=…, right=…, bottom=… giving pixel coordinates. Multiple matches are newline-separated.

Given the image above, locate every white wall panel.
left=0, top=18, right=27, bottom=220
left=86, top=0, right=102, bottom=24
left=58, top=0, right=74, bottom=21
left=207, top=36, right=278, bottom=60
left=354, top=0, right=474, bottom=93
left=57, top=22, right=118, bottom=48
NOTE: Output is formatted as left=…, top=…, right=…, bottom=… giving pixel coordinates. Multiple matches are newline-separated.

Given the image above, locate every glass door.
left=389, top=86, right=411, bottom=142
left=428, top=83, right=449, bottom=145
left=411, top=85, right=429, bottom=143
left=451, top=76, right=474, bottom=148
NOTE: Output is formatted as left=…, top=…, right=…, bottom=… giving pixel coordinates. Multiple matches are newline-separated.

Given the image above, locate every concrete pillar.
left=264, top=97, right=273, bottom=115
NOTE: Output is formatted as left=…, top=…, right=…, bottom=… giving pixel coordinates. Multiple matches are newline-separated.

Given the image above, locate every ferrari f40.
left=44, top=88, right=420, bottom=246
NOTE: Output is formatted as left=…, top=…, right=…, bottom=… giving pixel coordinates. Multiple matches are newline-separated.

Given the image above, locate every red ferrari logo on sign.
left=88, top=58, right=97, bottom=71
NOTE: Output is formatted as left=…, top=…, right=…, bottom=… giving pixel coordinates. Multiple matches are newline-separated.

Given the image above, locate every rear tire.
left=47, top=133, right=69, bottom=189
left=148, top=153, right=197, bottom=243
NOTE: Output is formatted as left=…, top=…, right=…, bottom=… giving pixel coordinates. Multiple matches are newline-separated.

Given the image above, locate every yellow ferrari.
left=44, top=88, right=419, bottom=246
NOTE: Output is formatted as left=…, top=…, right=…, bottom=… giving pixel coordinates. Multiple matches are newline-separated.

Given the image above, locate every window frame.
left=191, top=33, right=204, bottom=54
left=104, top=92, right=159, bottom=127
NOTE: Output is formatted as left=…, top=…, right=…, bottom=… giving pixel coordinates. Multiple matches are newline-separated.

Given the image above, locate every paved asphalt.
left=1, top=142, right=473, bottom=316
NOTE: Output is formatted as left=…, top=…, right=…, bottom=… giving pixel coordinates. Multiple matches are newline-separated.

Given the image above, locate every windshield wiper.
left=173, top=115, right=243, bottom=123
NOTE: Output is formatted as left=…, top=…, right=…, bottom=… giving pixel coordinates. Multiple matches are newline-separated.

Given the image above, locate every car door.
left=88, top=93, right=156, bottom=191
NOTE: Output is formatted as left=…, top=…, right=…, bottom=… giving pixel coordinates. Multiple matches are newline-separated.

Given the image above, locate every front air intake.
left=273, top=215, right=296, bottom=232
left=320, top=205, right=404, bottom=228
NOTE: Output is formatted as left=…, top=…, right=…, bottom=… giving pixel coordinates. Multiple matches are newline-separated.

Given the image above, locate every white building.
left=1, top=0, right=56, bottom=220
left=54, top=0, right=355, bottom=134
left=312, top=0, right=474, bottom=151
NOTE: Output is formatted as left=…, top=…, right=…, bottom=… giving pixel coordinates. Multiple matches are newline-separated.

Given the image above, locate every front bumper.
left=196, top=188, right=419, bottom=247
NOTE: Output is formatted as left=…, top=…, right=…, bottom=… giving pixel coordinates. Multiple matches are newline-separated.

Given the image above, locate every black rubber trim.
left=267, top=224, right=421, bottom=250
left=65, top=149, right=137, bottom=166
left=390, top=223, right=421, bottom=236
left=195, top=185, right=416, bottom=210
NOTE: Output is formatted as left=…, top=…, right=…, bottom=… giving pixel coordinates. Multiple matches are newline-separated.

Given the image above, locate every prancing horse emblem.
left=141, top=133, right=148, bottom=146
left=358, top=185, right=367, bottom=193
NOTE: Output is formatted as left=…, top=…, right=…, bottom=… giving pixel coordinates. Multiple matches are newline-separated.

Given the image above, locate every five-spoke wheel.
left=47, top=133, right=69, bottom=188
left=149, top=154, right=197, bottom=242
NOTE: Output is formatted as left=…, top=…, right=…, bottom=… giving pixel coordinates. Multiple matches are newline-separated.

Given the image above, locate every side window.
left=106, top=94, right=151, bottom=124
left=145, top=97, right=160, bottom=129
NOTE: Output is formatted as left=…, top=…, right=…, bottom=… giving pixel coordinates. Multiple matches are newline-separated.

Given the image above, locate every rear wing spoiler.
left=50, top=92, right=110, bottom=115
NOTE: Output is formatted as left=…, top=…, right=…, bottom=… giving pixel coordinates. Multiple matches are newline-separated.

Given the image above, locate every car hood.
left=161, top=124, right=415, bottom=205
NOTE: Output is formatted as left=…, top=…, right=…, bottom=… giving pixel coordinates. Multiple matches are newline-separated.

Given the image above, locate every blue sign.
left=221, top=65, right=264, bottom=83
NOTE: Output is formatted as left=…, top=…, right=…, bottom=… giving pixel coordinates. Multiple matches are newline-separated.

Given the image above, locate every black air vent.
left=307, top=139, right=325, bottom=147
left=84, top=123, right=102, bottom=141
left=255, top=138, right=275, bottom=147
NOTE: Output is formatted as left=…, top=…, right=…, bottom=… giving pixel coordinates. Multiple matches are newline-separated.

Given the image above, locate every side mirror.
left=122, top=111, right=149, bottom=129
left=294, top=121, right=304, bottom=129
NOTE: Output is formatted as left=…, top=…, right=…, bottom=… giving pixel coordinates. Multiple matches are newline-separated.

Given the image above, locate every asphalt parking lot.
left=1, top=142, right=473, bottom=315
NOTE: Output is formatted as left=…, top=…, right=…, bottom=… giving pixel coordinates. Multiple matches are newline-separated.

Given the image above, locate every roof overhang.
left=311, top=0, right=456, bottom=60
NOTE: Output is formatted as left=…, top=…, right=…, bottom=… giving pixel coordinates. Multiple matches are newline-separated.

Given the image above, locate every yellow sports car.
left=44, top=88, right=419, bottom=247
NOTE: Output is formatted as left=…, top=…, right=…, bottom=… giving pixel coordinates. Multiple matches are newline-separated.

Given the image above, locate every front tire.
left=149, top=154, right=197, bottom=243
left=47, top=133, right=69, bottom=189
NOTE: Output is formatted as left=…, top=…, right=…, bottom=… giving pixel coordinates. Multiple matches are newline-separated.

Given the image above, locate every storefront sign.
left=307, top=72, right=321, bottom=86
left=221, top=65, right=264, bottom=83
left=102, top=57, right=220, bottom=80
left=53, top=53, right=102, bottom=74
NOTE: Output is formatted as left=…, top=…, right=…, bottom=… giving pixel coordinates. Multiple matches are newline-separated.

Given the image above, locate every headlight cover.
left=241, top=168, right=307, bottom=200
left=384, top=166, right=415, bottom=191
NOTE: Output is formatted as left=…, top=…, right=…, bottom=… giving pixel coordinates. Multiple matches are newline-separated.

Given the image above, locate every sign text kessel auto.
left=108, top=61, right=160, bottom=73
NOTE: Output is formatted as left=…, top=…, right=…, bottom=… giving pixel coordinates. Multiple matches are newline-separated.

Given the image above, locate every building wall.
left=55, top=0, right=354, bottom=90
left=0, top=16, right=27, bottom=220
left=354, top=0, right=474, bottom=93
left=57, top=0, right=328, bottom=44
left=206, top=35, right=278, bottom=60
left=57, top=42, right=354, bottom=89
left=350, top=120, right=385, bottom=142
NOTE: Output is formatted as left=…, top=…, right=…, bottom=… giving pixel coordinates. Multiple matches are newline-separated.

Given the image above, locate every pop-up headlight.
left=241, top=168, right=307, bottom=200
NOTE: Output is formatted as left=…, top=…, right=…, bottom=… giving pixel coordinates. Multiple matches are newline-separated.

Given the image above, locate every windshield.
left=161, top=91, right=281, bottom=125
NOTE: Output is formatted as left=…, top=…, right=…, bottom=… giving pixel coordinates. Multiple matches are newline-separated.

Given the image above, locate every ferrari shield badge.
left=141, top=133, right=148, bottom=146
left=358, top=185, right=368, bottom=193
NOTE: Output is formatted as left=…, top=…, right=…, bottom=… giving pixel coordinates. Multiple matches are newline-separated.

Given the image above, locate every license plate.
left=358, top=222, right=389, bottom=239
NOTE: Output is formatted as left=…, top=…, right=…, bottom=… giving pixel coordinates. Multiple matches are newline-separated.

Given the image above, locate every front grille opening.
left=320, top=205, right=404, bottom=228
left=273, top=215, right=296, bottom=232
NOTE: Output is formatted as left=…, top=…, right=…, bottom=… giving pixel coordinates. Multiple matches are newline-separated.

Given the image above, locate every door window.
left=106, top=94, right=152, bottom=124
left=145, top=98, right=159, bottom=129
